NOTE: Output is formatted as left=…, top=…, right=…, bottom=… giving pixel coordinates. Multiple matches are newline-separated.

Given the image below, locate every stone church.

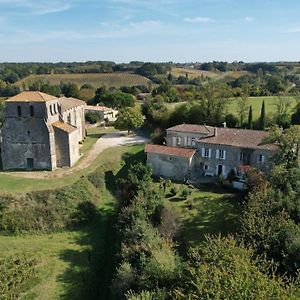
left=1, top=91, right=86, bottom=170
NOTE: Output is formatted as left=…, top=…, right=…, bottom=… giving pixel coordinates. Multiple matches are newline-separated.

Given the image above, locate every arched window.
left=50, top=105, right=53, bottom=115
left=30, top=105, right=34, bottom=117
left=17, top=105, right=22, bottom=117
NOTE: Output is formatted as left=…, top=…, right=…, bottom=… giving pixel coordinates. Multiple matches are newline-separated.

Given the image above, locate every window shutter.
left=202, top=148, right=205, bottom=157
left=223, top=150, right=226, bottom=160
left=262, top=155, right=265, bottom=163
left=216, top=149, right=219, bottom=159
left=209, top=149, right=211, bottom=158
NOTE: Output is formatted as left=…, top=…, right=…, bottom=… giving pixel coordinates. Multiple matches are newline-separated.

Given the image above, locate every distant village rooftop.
left=6, top=91, right=57, bottom=102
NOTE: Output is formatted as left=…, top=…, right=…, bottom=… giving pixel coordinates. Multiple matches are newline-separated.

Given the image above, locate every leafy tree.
left=115, top=107, right=144, bottom=134
left=259, top=101, right=266, bottom=130
left=85, top=112, right=100, bottom=124
left=174, top=235, right=300, bottom=299
left=96, top=91, right=135, bottom=109
left=225, top=113, right=239, bottom=128
left=237, top=95, right=249, bottom=127
left=247, top=105, right=253, bottom=129
left=291, top=102, right=300, bottom=125
left=265, top=125, right=300, bottom=168
left=60, top=82, right=79, bottom=98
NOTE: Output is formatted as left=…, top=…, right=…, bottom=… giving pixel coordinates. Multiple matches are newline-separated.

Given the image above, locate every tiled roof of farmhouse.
left=6, top=91, right=57, bottom=102
left=167, top=124, right=215, bottom=135
left=58, top=97, right=86, bottom=112
left=145, top=144, right=196, bottom=158
left=199, top=127, right=277, bottom=150
left=52, top=122, right=77, bottom=134
left=85, top=105, right=114, bottom=112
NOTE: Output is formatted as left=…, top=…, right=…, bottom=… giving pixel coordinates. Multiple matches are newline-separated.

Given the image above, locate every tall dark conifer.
left=260, top=101, right=266, bottom=130
left=248, top=106, right=253, bottom=129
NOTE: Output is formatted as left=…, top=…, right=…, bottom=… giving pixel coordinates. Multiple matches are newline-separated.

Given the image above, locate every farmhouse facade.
left=1, top=91, right=86, bottom=171
left=145, top=124, right=277, bottom=181
left=85, top=105, right=118, bottom=124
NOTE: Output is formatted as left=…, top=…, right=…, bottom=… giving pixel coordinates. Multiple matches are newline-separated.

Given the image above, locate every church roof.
left=58, top=97, right=86, bottom=112
left=6, top=91, right=57, bottom=102
left=52, top=122, right=77, bottom=134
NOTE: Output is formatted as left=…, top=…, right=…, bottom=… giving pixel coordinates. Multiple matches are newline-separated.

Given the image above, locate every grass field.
left=171, top=68, right=249, bottom=82
left=16, top=73, right=150, bottom=89
left=166, top=183, right=242, bottom=249
left=0, top=144, right=144, bottom=299
left=164, top=95, right=299, bottom=119
left=226, top=95, right=298, bottom=119
left=0, top=143, right=144, bottom=193
left=171, top=67, right=218, bottom=79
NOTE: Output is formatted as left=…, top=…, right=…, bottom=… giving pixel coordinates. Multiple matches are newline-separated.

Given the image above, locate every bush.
left=169, top=187, right=177, bottom=197
left=85, top=112, right=101, bottom=124
left=0, top=178, right=99, bottom=234
left=0, top=254, right=39, bottom=299
left=181, top=188, right=191, bottom=199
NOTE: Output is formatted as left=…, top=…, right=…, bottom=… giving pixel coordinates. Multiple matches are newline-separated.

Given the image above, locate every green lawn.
left=0, top=144, right=144, bottom=193
left=166, top=183, right=242, bottom=250
left=0, top=144, right=144, bottom=299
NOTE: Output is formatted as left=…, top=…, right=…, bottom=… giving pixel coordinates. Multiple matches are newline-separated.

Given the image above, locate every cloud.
left=0, top=0, right=73, bottom=15
left=286, top=27, right=300, bottom=33
left=184, top=17, right=214, bottom=23
left=245, top=16, right=254, bottom=22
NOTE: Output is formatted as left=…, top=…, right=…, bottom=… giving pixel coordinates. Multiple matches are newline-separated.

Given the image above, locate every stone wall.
left=62, top=106, right=85, bottom=142
left=53, top=127, right=70, bottom=167
left=166, top=130, right=209, bottom=148
left=147, top=152, right=193, bottom=181
left=1, top=117, right=53, bottom=170
left=195, top=142, right=274, bottom=177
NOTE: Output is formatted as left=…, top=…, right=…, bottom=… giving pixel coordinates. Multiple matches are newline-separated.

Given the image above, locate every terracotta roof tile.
left=145, top=144, right=196, bottom=158
left=6, top=91, right=57, bottom=102
left=198, top=127, right=276, bottom=150
left=58, top=97, right=86, bottom=113
left=52, top=122, right=77, bottom=134
left=167, top=124, right=215, bottom=135
left=85, top=105, right=116, bottom=112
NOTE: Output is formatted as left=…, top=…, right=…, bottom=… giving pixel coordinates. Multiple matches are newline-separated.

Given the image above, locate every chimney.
left=214, top=127, right=217, bottom=136
left=223, top=121, right=227, bottom=128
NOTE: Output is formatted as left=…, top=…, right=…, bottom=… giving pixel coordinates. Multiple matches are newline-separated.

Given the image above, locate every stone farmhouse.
left=85, top=105, right=118, bottom=124
left=1, top=91, right=86, bottom=171
left=145, top=124, right=277, bottom=181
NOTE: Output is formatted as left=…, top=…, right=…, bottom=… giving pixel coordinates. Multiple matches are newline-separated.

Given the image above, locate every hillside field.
left=171, top=67, right=249, bottom=81
left=165, top=96, right=299, bottom=119
left=226, top=95, right=298, bottom=119
left=16, top=73, right=151, bottom=89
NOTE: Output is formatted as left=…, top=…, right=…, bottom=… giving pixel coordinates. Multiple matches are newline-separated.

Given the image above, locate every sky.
left=0, top=0, right=300, bottom=62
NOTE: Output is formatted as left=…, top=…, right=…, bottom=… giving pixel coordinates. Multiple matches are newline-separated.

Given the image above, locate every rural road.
left=6, top=131, right=150, bottom=179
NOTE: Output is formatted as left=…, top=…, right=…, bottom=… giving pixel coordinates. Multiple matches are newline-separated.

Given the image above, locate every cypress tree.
left=259, top=101, right=266, bottom=130
left=248, top=106, right=253, bottom=129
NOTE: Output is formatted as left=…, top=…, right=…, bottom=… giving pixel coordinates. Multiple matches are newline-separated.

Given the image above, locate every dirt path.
left=5, top=131, right=149, bottom=179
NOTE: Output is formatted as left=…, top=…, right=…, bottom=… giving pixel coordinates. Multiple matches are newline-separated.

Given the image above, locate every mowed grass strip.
left=0, top=144, right=144, bottom=193
left=17, top=73, right=150, bottom=88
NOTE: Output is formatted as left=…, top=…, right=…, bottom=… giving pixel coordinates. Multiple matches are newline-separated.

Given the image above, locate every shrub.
left=0, top=178, right=99, bottom=234
left=0, top=254, right=39, bottom=299
left=85, top=112, right=101, bottom=124
left=181, top=188, right=191, bottom=199
left=169, top=187, right=177, bottom=197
